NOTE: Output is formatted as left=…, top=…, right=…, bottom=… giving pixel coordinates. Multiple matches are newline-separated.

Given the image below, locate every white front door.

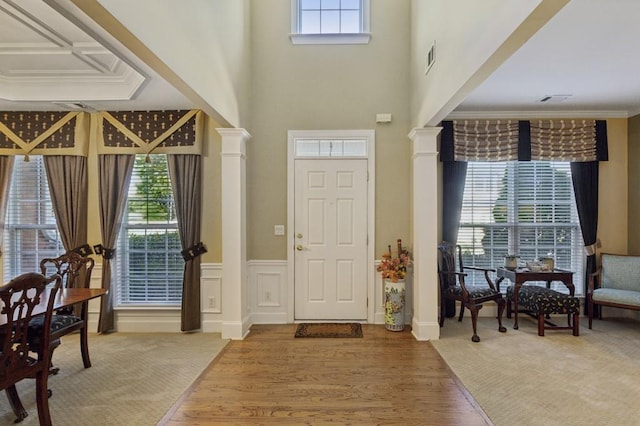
left=294, top=158, right=368, bottom=320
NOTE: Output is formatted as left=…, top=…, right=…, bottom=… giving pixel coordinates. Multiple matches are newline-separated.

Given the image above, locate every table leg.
left=513, top=283, right=520, bottom=330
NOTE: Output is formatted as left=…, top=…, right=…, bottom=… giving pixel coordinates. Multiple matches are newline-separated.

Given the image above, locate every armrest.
left=588, top=267, right=602, bottom=293
left=463, top=265, right=497, bottom=291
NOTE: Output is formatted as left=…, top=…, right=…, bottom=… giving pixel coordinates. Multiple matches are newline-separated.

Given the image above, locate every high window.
left=290, top=0, right=370, bottom=44
left=117, top=154, right=182, bottom=306
left=458, top=161, right=584, bottom=295
left=3, top=155, right=64, bottom=281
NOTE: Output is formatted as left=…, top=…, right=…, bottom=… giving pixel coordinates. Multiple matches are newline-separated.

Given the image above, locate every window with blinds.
left=458, top=161, right=584, bottom=295
left=117, top=154, right=183, bottom=306
left=3, top=155, right=64, bottom=281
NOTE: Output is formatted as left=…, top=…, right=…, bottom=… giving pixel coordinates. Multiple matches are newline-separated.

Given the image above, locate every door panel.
left=294, top=159, right=368, bottom=320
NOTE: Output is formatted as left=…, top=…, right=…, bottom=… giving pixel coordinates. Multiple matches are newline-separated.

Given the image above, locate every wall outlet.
left=208, top=296, right=216, bottom=308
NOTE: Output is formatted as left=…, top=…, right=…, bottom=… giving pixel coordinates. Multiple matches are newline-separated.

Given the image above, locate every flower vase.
left=384, top=279, right=406, bottom=331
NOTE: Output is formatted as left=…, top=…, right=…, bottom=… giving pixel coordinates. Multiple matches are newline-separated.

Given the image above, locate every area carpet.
left=294, top=322, right=363, bottom=338
left=431, top=315, right=640, bottom=426
left=0, top=332, right=228, bottom=426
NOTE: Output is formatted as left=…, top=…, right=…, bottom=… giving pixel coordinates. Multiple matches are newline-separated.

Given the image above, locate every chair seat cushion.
left=29, top=314, right=82, bottom=336
left=445, top=285, right=499, bottom=299
left=507, top=285, right=580, bottom=314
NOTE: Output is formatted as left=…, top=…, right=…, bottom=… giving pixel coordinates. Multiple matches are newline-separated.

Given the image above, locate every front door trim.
left=287, top=129, right=375, bottom=323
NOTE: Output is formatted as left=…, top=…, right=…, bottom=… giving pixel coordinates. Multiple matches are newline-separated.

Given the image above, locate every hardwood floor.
left=160, top=324, right=491, bottom=425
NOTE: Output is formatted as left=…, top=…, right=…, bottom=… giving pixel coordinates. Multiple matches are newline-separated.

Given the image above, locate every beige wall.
left=599, top=118, right=628, bottom=255
left=409, top=0, right=568, bottom=127
left=628, top=115, right=640, bottom=254
left=85, top=113, right=223, bottom=265
left=248, top=0, right=412, bottom=260
left=95, top=0, right=252, bottom=128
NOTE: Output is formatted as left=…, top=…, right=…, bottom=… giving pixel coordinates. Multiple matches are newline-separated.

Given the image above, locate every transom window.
left=3, top=155, right=63, bottom=281
left=458, top=161, right=584, bottom=295
left=117, top=154, right=183, bottom=306
left=290, top=0, right=370, bottom=44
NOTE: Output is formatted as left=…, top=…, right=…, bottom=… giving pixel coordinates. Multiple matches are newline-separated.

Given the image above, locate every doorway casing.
left=287, top=129, right=376, bottom=323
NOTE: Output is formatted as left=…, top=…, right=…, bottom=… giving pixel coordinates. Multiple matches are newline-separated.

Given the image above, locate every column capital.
left=408, top=127, right=442, bottom=156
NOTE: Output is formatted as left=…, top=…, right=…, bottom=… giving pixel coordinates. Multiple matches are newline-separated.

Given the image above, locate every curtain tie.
left=181, top=242, right=207, bottom=261
left=93, top=244, right=116, bottom=260
left=71, top=244, right=93, bottom=257
left=584, top=239, right=601, bottom=256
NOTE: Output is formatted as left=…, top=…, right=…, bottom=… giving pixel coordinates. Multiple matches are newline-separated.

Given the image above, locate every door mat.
left=294, top=323, right=363, bottom=338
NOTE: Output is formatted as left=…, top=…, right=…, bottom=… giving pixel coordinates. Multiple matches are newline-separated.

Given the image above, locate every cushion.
left=593, top=288, right=640, bottom=306
left=446, top=285, right=499, bottom=299
left=29, top=314, right=82, bottom=336
left=601, top=254, right=640, bottom=292
left=507, top=285, right=580, bottom=315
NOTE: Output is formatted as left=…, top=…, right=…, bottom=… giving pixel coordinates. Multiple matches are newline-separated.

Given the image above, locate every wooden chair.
left=0, top=272, right=61, bottom=425
left=34, top=252, right=95, bottom=373
left=437, top=242, right=507, bottom=342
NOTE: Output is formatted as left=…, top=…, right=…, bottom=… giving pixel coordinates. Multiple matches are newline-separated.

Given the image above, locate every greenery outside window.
left=290, top=0, right=371, bottom=45
left=458, top=161, right=584, bottom=295
left=117, top=154, right=183, bottom=306
left=3, top=155, right=64, bottom=281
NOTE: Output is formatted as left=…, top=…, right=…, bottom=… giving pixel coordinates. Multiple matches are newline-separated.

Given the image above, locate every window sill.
left=289, top=33, right=371, bottom=45
left=115, top=304, right=180, bottom=311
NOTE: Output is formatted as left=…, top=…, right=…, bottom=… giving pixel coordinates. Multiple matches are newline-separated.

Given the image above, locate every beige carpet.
left=0, top=332, right=228, bottom=426
left=432, top=315, right=640, bottom=426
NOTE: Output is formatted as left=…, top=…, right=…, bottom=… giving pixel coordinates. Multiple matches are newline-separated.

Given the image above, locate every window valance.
left=0, top=111, right=90, bottom=156
left=96, top=109, right=203, bottom=155
left=441, top=119, right=608, bottom=162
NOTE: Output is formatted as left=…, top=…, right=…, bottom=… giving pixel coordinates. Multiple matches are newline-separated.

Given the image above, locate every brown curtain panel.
left=0, top=156, right=15, bottom=254
left=97, top=154, right=135, bottom=333
left=167, top=154, right=203, bottom=331
left=43, top=155, right=88, bottom=251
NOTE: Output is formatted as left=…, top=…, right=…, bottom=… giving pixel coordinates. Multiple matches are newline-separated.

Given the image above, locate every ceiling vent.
left=52, top=102, right=95, bottom=111
left=539, top=94, right=572, bottom=103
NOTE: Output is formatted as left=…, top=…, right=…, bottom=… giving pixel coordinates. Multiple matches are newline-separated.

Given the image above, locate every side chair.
left=32, top=252, right=95, bottom=374
left=437, top=241, right=507, bottom=342
left=0, top=272, right=61, bottom=425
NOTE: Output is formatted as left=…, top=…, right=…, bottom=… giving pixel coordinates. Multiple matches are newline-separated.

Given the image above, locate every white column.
left=217, top=128, right=251, bottom=340
left=409, top=127, right=442, bottom=341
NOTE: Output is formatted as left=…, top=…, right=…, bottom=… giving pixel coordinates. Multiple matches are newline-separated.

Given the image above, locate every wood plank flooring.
left=159, top=324, right=491, bottom=425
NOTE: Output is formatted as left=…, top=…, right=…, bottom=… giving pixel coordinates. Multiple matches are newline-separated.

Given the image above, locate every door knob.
left=296, top=245, right=304, bottom=251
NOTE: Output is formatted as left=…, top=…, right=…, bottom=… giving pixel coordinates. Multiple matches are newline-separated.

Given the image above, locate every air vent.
left=52, top=102, right=94, bottom=111
left=425, top=41, right=436, bottom=75
left=539, top=94, right=572, bottom=103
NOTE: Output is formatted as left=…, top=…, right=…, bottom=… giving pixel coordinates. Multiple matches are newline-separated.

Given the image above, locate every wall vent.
left=425, top=41, right=436, bottom=75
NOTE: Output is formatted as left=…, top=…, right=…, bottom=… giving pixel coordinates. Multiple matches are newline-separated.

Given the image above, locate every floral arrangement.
left=377, top=239, right=411, bottom=282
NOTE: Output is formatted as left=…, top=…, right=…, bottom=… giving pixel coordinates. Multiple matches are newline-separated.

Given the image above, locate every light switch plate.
left=274, top=225, right=285, bottom=236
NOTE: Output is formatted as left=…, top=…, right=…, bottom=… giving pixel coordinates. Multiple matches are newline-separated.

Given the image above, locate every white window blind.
left=3, top=155, right=63, bottom=281
left=458, top=161, right=584, bottom=295
left=117, top=154, right=183, bottom=306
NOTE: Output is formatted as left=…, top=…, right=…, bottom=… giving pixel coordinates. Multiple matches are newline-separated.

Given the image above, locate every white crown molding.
left=447, top=110, right=630, bottom=120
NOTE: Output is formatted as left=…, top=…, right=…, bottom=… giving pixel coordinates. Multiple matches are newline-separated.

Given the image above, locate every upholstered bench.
left=506, top=285, right=580, bottom=336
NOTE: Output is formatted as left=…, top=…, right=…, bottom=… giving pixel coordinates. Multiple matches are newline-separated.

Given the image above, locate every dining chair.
left=33, top=252, right=95, bottom=374
left=0, top=272, right=61, bottom=425
left=437, top=241, right=507, bottom=342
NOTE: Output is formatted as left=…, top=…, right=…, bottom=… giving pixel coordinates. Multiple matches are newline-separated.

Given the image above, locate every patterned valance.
left=446, top=119, right=519, bottom=162
left=0, top=111, right=90, bottom=156
left=96, top=109, right=203, bottom=155
left=530, top=119, right=602, bottom=162
left=441, top=119, right=608, bottom=162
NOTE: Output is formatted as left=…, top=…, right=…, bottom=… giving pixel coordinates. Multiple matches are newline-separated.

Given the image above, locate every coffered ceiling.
left=0, top=0, right=194, bottom=112
left=1, top=1, right=639, bottom=119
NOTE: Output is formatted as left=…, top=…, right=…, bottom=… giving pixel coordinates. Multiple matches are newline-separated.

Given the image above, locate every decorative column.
left=408, top=127, right=442, bottom=341
left=217, top=128, right=251, bottom=340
